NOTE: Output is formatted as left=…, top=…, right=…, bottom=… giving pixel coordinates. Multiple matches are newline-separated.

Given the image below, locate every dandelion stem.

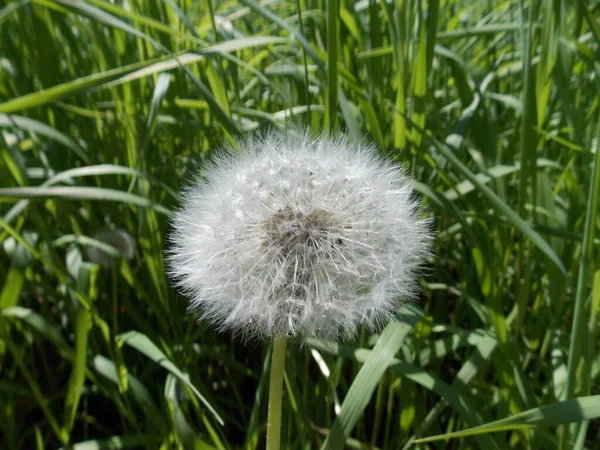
left=266, top=337, right=287, bottom=450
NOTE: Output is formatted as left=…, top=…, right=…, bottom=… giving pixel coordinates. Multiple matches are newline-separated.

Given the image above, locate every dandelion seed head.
left=168, top=129, right=430, bottom=342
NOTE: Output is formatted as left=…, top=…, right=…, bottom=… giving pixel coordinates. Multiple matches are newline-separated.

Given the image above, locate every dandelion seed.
left=168, top=129, right=430, bottom=342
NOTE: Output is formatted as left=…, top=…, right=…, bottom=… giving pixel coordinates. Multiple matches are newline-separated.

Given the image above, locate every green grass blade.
left=138, top=72, right=171, bottom=167
left=58, top=435, right=161, bottom=450
left=42, top=164, right=178, bottom=199
left=92, top=355, right=167, bottom=435
left=428, top=135, right=568, bottom=277
left=84, top=0, right=196, bottom=41
left=2, top=332, right=68, bottom=445
left=0, top=186, right=172, bottom=216
left=409, top=25, right=427, bottom=147
left=2, top=164, right=178, bottom=230
left=407, top=334, right=500, bottom=448
left=0, top=37, right=284, bottom=114
left=46, top=0, right=167, bottom=52
left=0, top=114, right=89, bottom=163
left=444, top=160, right=561, bottom=201
left=0, top=218, right=92, bottom=309
left=425, top=0, right=439, bottom=77
left=0, top=265, right=25, bottom=310
left=0, top=0, right=29, bottom=25
left=0, top=56, right=166, bottom=113
left=62, top=262, right=97, bottom=437
left=325, top=0, right=339, bottom=131
left=515, top=0, right=538, bottom=335
left=2, top=306, right=73, bottom=358
left=309, top=335, right=498, bottom=448
left=238, top=0, right=323, bottom=70
left=320, top=321, right=416, bottom=450
left=563, top=116, right=600, bottom=402
left=414, top=395, right=600, bottom=444
left=118, top=330, right=224, bottom=426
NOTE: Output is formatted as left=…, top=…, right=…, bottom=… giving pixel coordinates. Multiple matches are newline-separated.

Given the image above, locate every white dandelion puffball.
left=169, top=130, right=430, bottom=341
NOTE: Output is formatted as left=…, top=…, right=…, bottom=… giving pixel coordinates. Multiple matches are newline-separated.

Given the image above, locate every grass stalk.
left=516, top=0, right=537, bottom=337
left=295, top=0, right=310, bottom=117
left=3, top=331, right=68, bottom=446
left=325, top=0, right=339, bottom=131
left=266, top=337, right=287, bottom=450
left=560, top=114, right=600, bottom=447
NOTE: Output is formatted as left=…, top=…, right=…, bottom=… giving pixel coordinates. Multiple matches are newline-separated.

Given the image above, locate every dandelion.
left=169, top=129, right=429, bottom=342
left=168, top=129, right=430, bottom=449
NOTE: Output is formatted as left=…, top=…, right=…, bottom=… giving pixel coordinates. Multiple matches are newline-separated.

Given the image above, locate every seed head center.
left=263, top=206, right=338, bottom=256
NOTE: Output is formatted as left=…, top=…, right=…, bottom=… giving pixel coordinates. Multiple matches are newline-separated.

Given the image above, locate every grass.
left=0, top=0, right=599, bottom=448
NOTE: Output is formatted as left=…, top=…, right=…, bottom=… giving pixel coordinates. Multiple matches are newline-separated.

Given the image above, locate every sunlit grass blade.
left=407, top=334, right=499, bottom=449
left=320, top=321, right=416, bottom=449
left=44, top=0, right=167, bottom=52
left=62, top=262, right=97, bottom=438
left=138, top=72, right=171, bottom=166
left=0, top=218, right=92, bottom=309
left=238, top=0, right=323, bottom=70
left=0, top=186, right=172, bottom=216
left=414, top=395, right=600, bottom=444
left=0, top=56, right=166, bottom=113
left=427, top=134, right=568, bottom=277
left=0, top=37, right=285, bottom=114
left=514, top=0, right=538, bottom=336
left=324, top=0, right=338, bottom=131
left=560, top=114, right=600, bottom=446
left=443, top=160, right=561, bottom=201
left=309, top=335, right=499, bottom=448
left=118, top=330, right=224, bottom=426
left=0, top=114, right=89, bottom=163
left=2, top=306, right=73, bottom=357
left=409, top=25, right=427, bottom=147
left=92, top=354, right=167, bottom=435
left=81, top=0, right=197, bottom=41
left=0, top=0, right=29, bottom=25
left=0, top=264, right=24, bottom=310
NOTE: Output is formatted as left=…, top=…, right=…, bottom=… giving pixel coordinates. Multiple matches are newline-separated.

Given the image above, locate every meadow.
left=0, top=0, right=599, bottom=449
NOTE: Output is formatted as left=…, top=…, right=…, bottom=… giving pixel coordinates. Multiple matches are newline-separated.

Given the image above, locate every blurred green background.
left=1, top=0, right=599, bottom=449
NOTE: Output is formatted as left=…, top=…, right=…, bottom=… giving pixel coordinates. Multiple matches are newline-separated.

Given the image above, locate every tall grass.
left=1, top=0, right=599, bottom=448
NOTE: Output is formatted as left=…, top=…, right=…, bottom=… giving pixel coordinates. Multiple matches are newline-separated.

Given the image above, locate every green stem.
left=325, top=0, right=338, bottom=131
left=266, top=337, right=287, bottom=450
left=565, top=114, right=600, bottom=391
left=3, top=331, right=68, bottom=445
left=559, top=113, right=600, bottom=448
